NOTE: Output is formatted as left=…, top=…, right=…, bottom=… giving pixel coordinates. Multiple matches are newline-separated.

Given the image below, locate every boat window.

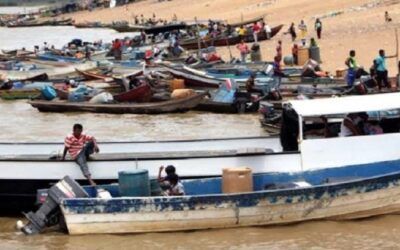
left=302, top=111, right=400, bottom=140
left=280, top=107, right=400, bottom=150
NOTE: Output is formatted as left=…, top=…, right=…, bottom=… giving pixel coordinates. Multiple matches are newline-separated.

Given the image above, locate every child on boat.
left=158, top=165, right=176, bottom=188
left=163, top=173, right=185, bottom=196
left=158, top=165, right=185, bottom=196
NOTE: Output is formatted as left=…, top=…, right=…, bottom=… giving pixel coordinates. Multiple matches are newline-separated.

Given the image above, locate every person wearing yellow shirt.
left=238, top=25, right=246, bottom=39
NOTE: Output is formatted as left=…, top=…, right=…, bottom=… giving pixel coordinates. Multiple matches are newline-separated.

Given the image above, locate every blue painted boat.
left=36, top=53, right=81, bottom=63
left=59, top=162, right=400, bottom=235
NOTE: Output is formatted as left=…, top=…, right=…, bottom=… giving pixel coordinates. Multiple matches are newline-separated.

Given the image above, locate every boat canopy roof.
left=287, top=93, right=400, bottom=117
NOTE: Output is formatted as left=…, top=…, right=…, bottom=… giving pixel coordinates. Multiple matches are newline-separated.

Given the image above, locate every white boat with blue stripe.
left=2, top=93, right=400, bottom=214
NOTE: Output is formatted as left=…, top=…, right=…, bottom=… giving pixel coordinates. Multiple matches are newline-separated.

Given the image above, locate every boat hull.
left=0, top=151, right=297, bottom=213
left=61, top=164, right=400, bottom=234
left=180, top=25, right=284, bottom=50
left=29, top=92, right=207, bottom=114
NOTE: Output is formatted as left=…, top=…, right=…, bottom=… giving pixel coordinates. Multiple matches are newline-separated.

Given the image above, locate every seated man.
left=339, top=113, right=363, bottom=137
left=245, top=74, right=264, bottom=95
left=158, top=165, right=176, bottom=189
left=62, top=124, right=99, bottom=186
left=163, top=173, right=185, bottom=196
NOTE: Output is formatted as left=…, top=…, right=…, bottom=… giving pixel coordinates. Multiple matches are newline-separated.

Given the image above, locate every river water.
left=1, top=26, right=400, bottom=249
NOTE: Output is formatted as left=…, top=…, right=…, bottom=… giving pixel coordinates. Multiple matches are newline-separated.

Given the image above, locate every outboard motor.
left=259, top=101, right=281, bottom=124
left=18, top=176, right=88, bottom=235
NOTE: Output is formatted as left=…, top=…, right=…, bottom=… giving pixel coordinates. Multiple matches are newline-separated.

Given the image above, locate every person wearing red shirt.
left=236, top=39, right=250, bottom=62
left=252, top=22, right=261, bottom=43
left=62, top=124, right=99, bottom=186
left=112, top=39, right=122, bottom=60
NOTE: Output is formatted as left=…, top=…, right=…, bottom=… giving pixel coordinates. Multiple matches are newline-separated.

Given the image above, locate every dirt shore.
left=66, top=0, right=400, bottom=76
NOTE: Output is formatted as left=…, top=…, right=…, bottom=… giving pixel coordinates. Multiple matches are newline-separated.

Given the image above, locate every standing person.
left=238, top=25, right=246, bottom=40
left=298, top=20, right=307, bottom=46
left=252, top=21, right=261, bottom=43
left=62, top=124, right=99, bottom=186
left=236, top=39, right=249, bottom=63
left=374, top=49, right=397, bottom=89
left=287, top=22, right=297, bottom=42
left=273, top=56, right=285, bottom=77
left=276, top=40, right=283, bottom=62
left=84, top=44, right=91, bottom=60
left=140, top=30, right=147, bottom=45
left=112, top=39, right=122, bottom=60
left=264, top=22, right=272, bottom=39
left=345, top=50, right=358, bottom=87
left=315, top=18, right=322, bottom=39
left=292, top=43, right=299, bottom=65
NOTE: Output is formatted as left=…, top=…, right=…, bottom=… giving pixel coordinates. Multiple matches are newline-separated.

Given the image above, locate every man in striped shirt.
left=62, top=124, right=99, bottom=186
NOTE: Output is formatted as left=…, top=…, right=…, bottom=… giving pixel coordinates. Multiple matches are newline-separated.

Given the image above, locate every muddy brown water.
left=1, top=216, right=400, bottom=249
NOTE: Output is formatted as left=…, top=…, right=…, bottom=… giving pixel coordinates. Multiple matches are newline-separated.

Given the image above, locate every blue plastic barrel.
left=41, top=86, right=57, bottom=100
left=118, top=170, right=150, bottom=197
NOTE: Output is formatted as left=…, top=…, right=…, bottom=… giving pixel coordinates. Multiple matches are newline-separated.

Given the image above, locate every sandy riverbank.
left=65, top=0, right=400, bottom=76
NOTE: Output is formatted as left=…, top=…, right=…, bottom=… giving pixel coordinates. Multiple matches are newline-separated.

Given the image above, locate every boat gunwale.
left=0, top=150, right=297, bottom=162
left=0, top=135, right=277, bottom=145
left=61, top=167, right=400, bottom=207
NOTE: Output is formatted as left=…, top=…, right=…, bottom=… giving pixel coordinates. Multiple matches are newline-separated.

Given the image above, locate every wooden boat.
left=29, top=92, right=207, bottom=114
left=111, top=23, right=187, bottom=34
left=162, top=64, right=223, bottom=88
left=113, top=84, right=152, bottom=102
left=55, top=83, right=152, bottom=103
left=180, top=24, right=284, bottom=50
left=0, top=135, right=280, bottom=158
left=0, top=88, right=40, bottom=100
left=6, top=92, right=400, bottom=215
left=56, top=168, right=400, bottom=235
left=74, top=22, right=109, bottom=29
left=7, top=18, right=73, bottom=28
left=1, top=80, right=121, bottom=101
left=171, top=64, right=350, bottom=92
left=1, top=49, right=34, bottom=57
left=0, top=146, right=282, bottom=213
left=75, top=68, right=114, bottom=82
left=228, top=14, right=265, bottom=28
left=195, top=83, right=259, bottom=114
left=36, top=53, right=81, bottom=63
left=0, top=61, right=97, bottom=80
left=28, top=59, right=72, bottom=68
left=0, top=80, right=65, bottom=100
